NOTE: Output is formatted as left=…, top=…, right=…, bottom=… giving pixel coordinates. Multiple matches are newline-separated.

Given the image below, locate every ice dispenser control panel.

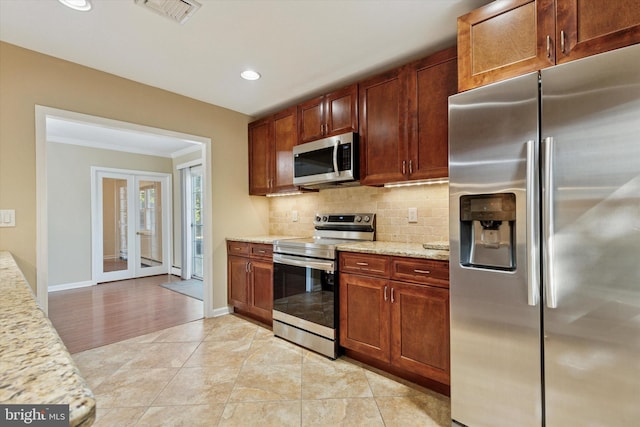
left=459, top=193, right=516, bottom=270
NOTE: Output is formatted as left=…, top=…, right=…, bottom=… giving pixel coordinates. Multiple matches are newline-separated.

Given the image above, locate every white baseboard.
left=171, top=267, right=182, bottom=276
left=210, top=306, right=232, bottom=318
left=49, top=280, right=95, bottom=292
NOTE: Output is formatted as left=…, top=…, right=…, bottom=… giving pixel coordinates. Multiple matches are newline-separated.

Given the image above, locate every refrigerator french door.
left=449, top=43, right=640, bottom=427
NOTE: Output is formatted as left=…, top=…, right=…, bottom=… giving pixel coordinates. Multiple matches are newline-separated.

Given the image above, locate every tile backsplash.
left=269, top=183, right=449, bottom=243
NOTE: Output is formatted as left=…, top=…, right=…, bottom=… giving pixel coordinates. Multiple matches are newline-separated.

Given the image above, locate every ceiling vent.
left=135, top=0, right=201, bottom=24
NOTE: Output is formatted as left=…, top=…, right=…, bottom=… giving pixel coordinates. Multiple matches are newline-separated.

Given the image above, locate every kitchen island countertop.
left=0, top=251, right=95, bottom=427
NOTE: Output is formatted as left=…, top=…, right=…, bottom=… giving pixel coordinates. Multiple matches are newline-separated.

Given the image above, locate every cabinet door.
left=457, top=0, right=555, bottom=91
left=358, top=67, right=408, bottom=186
left=250, top=259, right=273, bottom=323
left=556, top=0, right=640, bottom=64
left=248, top=117, right=272, bottom=195
left=408, top=47, right=457, bottom=181
left=272, top=107, right=298, bottom=193
left=228, top=255, right=249, bottom=308
left=390, top=281, right=450, bottom=385
left=339, top=273, right=390, bottom=363
left=325, top=84, right=358, bottom=137
left=298, top=95, right=324, bottom=143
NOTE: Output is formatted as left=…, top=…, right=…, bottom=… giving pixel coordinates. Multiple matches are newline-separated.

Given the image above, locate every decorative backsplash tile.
left=269, top=183, right=449, bottom=243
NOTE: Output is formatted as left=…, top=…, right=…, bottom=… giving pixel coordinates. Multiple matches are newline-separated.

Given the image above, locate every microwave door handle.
left=333, top=139, right=340, bottom=176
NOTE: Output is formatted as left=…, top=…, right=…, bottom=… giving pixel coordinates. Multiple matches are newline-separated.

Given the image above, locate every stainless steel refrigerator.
left=449, top=43, right=640, bottom=427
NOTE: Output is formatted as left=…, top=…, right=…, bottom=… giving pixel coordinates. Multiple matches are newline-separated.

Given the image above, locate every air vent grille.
left=135, top=0, right=201, bottom=24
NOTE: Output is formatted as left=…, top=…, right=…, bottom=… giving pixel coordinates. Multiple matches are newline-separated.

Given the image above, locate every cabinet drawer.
left=391, top=257, right=449, bottom=287
left=250, top=243, right=273, bottom=260
left=340, top=252, right=390, bottom=277
left=227, top=241, right=250, bottom=256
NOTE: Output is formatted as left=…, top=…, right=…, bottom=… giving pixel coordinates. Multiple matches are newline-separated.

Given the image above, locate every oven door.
left=272, top=253, right=336, bottom=333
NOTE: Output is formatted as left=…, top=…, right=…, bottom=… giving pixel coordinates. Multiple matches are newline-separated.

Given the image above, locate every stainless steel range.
left=272, top=213, right=375, bottom=358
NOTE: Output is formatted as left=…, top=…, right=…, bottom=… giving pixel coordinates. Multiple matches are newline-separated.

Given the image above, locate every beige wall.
left=47, top=142, right=173, bottom=286
left=269, top=184, right=449, bottom=243
left=0, top=42, right=269, bottom=312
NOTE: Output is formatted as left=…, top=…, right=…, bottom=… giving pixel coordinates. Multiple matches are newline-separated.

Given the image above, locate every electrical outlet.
left=292, top=210, right=299, bottom=222
left=408, top=207, right=418, bottom=223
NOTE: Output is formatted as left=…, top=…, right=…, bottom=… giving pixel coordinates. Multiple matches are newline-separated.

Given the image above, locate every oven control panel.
left=314, top=213, right=375, bottom=231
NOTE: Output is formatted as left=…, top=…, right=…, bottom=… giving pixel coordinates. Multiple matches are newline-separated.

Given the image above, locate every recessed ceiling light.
left=241, top=70, right=261, bottom=81
left=58, top=0, right=92, bottom=11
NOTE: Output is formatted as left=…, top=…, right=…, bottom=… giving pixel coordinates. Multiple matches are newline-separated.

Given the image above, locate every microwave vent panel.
left=134, top=0, right=201, bottom=24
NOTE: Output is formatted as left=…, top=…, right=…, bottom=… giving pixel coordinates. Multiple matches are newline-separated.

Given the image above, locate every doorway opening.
left=35, top=105, right=213, bottom=319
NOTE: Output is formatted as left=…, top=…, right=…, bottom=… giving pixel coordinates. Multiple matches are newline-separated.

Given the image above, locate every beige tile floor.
left=72, top=314, right=450, bottom=426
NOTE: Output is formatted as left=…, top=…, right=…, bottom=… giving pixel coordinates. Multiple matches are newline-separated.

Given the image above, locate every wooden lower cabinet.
left=227, top=241, right=273, bottom=325
left=339, top=252, right=450, bottom=391
left=390, top=281, right=449, bottom=385
left=339, top=273, right=390, bottom=362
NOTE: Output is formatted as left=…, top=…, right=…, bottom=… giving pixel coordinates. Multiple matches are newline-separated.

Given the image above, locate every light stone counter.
left=336, top=241, right=450, bottom=261
left=226, top=235, right=303, bottom=244
left=0, top=252, right=95, bottom=427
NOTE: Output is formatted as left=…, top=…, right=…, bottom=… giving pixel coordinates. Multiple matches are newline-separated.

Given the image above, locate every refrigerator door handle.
left=526, top=139, right=539, bottom=306
left=543, top=136, right=557, bottom=309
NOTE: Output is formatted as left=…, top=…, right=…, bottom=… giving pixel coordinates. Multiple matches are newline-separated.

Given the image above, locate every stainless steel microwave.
left=293, top=132, right=358, bottom=189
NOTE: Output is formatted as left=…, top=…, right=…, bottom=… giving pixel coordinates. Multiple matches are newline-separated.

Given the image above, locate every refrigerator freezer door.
left=541, top=43, right=640, bottom=426
left=449, top=72, right=542, bottom=427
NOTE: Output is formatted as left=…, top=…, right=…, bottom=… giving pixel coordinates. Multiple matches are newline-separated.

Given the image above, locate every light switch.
left=0, top=209, right=15, bottom=227
left=291, top=210, right=299, bottom=222
left=408, top=207, right=418, bottom=223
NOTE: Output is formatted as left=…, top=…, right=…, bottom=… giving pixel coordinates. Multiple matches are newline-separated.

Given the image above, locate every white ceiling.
left=0, top=0, right=491, bottom=119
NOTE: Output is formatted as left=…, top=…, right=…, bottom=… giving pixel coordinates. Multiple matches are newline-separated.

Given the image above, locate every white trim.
left=176, top=159, right=202, bottom=170
left=212, top=306, right=232, bottom=317
left=36, top=105, right=214, bottom=318
left=171, top=266, right=182, bottom=276
left=49, top=280, right=95, bottom=292
left=171, top=144, right=202, bottom=159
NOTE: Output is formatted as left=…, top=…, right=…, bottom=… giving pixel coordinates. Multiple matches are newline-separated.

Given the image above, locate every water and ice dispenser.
left=459, top=193, right=516, bottom=270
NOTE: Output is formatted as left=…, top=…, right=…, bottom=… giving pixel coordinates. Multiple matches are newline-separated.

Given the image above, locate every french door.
left=93, top=168, right=171, bottom=283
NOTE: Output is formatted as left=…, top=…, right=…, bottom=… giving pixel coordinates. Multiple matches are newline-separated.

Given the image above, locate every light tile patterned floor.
left=73, top=314, right=450, bottom=426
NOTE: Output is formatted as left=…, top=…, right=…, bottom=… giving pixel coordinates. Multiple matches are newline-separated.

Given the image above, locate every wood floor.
left=48, top=275, right=203, bottom=354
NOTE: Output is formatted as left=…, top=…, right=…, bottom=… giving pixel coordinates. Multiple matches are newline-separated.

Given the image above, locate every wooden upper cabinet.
left=248, top=117, right=272, bottom=195
left=457, top=0, right=556, bottom=92
left=458, top=0, right=640, bottom=91
left=272, top=107, right=298, bottom=193
left=358, top=67, right=408, bottom=186
left=555, top=0, right=640, bottom=63
left=298, top=84, right=358, bottom=143
left=248, top=106, right=298, bottom=195
left=360, top=47, right=457, bottom=186
left=407, top=47, right=457, bottom=180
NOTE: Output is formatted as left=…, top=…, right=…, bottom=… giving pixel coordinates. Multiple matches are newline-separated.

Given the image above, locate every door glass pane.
left=138, top=180, right=163, bottom=269
left=102, top=177, right=128, bottom=273
left=191, top=168, right=204, bottom=279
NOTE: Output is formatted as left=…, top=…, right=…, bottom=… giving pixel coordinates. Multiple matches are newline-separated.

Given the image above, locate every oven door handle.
left=273, top=253, right=335, bottom=273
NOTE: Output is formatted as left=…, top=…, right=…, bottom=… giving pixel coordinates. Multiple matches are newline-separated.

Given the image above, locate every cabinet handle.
left=560, top=30, right=566, bottom=54
left=409, top=160, right=413, bottom=175
left=245, top=262, right=250, bottom=273
left=257, top=250, right=266, bottom=254
left=402, top=160, right=407, bottom=175
left=384, top=285, right=388, bottom=301
left=413, top=269, right=430, bottom=274
left=546, top=35, right=551, bottom=58
left=356, top=262, right=369, bottom=266
left=391, top=287, right=395, bottom=303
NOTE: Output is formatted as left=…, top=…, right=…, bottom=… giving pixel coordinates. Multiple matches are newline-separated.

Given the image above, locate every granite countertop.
left=336, top=241, right=450, bottom=261
left=0, top=252, right=95, bottom=427
left=226, top=235, right=301, bottom=244
left=226, top=236, right=449, bottom=261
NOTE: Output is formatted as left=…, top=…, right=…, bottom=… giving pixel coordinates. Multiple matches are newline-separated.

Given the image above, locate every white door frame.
left=35, top=106, right=214, bottom=317
left=91, top=167, right=172, bottom=283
